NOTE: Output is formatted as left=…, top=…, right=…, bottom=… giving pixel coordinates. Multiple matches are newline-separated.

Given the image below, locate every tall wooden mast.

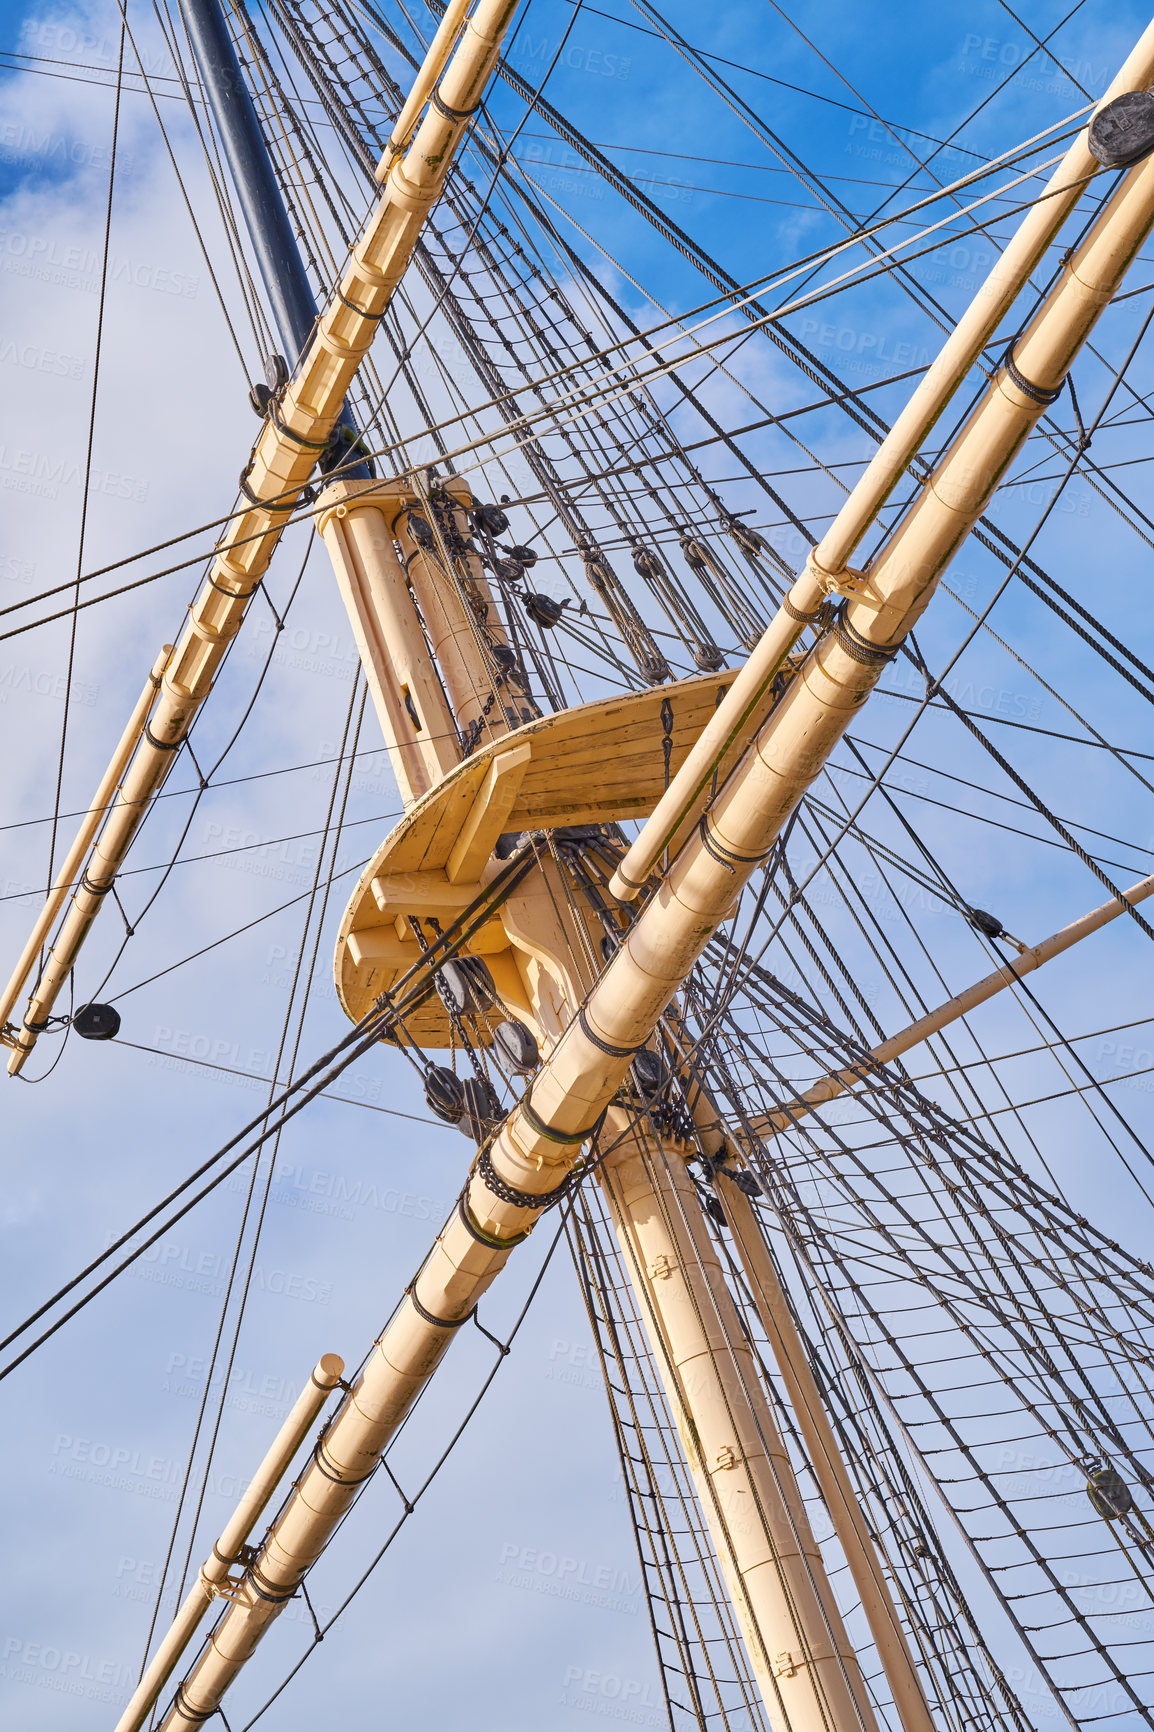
left=5, top=8, right=1154, bottom=1730
left=135, top=40, right=1154, bottom=1724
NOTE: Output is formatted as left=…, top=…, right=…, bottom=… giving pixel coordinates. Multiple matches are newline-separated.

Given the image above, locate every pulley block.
left=632, top=1048, right=667, bottom=1098
left=472, top=502, right=509, bottom=536
left=493, top=1019, right=539, bottom=1075
left=1086, top=1464, right=1133, bottom=1519
left=524, top=593, right=565, bottom=628
left=72, top=1002, right=121, bottom=1042
left=1089, top=89, right=1154, bottom=169
left=434, top=956, right=499, bottom=1016
left=425, top=1065, right=465, bottom=1123
left=459, top=1075, right=503, bottom=1141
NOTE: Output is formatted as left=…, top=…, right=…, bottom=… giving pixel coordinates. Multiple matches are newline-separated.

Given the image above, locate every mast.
left=139, top=58, right=1154, bottom=1725
left=597, top=1111, right=887, bottom=1732
left=180, top=0, right=319, bottom=359
left=609, top=18, right=1154, bottom=905
left=178, top=0, right=366, bottom=458
left=671, top=1047, right=935, bottom=1732
left=6, top=12, right=1154, bottom=1730
left=0, top=0, right=522, bottom=1072
left=9, top=12, right=1154, bottom=1063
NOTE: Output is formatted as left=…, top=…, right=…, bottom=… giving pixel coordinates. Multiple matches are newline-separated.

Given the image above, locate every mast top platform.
left=334, top=666, right=741, bottom=1039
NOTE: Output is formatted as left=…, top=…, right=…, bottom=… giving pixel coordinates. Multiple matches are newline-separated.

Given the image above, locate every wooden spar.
left=2, top=0, right=525, bottom=1076
left=514, top=137, right=1154, bottom=1164
left=317, top=482, right=930, bottom=1722
left=810, top=25, right=1154, bottom=579
left=0, top=647, right=170, bottom=1037
left=715, top=1171, right=937, bottom=1732
left=322, top=476, right=528, bottom=762
left=752, top=872, right=1154, bottom=1139
left=323, top=475, right=886, bottom=1723
left=377, top=0, right=474, bottom=170
left=114, top=1355, right=344, bottom=1732
left=318, top=484, right=460, bottom=806
left=598, top=1110, right=880, bottom=1732
left=150, top=94, right=1154, bottom=1730
left=608, top=20, right=1154, bottom=905
left=671, top=1042, right=936, bottom=1732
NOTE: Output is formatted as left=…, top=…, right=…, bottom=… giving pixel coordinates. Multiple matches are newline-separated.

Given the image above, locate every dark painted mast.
left=179, top=0, right=367, bottom=469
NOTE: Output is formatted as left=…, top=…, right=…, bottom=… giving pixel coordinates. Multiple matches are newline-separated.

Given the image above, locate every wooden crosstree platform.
left=335, top=668, right=741, bottom=1040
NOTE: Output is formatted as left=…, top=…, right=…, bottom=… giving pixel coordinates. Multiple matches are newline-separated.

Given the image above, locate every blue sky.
left=2, top=0, right=1154, bottom=1726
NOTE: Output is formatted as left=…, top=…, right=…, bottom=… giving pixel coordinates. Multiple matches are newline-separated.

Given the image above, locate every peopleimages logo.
left=124, top=1234, right=333, bottom=1304
left=956, top=33, right=1109, bottom=95
left=265, top=1160, right=446, bottom=1223
left=162, top=1352, right=304, bottom=1422
left=511, top=33, right=632, bottom=80
left=19, top=15, right=175, bottom=74
left=49, top=1433, right=182, bottom=1504
left=245, top=614, right=360, bottom=682
left=0, top=339, right=85, bottom=379
left=201, top=818, right=318, bottom=887
left=0, top=120, right=136, bottom=174
left=113, top=1556, right=166, bottom=1603
left=0, top=1637, right=133, bottom=1706
left=0, top=661, right=99, bottom=707
left=0, top=444, right=148, bottom=503
left=546, top=1336, right=602, bottom=1392
left=496, top=1543, right=642, bottom=1614
left=0, top=228, right=198, bottom=298
left=1096, top=1038, right=1154, bottom=1096
left=50, top=1432, right=271, bottom=1508
left=0, top=553, right=35, bottom=586
left=796, top=315, right=933, bottom=376
left=560, top=1664, right=662, bottom=1727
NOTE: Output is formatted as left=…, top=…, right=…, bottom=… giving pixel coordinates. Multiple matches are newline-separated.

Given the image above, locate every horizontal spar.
left=750, top=874, right=1154, bottom=1138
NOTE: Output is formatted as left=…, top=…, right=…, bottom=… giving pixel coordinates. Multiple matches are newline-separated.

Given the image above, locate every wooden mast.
left=0, top=0, right=523, bottom=1073
left=608, top=18, right=1154, bottom=907
left=5, top=13, right=1154, bottom=1731
left=144, top=61, right=1154, bottom=1728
